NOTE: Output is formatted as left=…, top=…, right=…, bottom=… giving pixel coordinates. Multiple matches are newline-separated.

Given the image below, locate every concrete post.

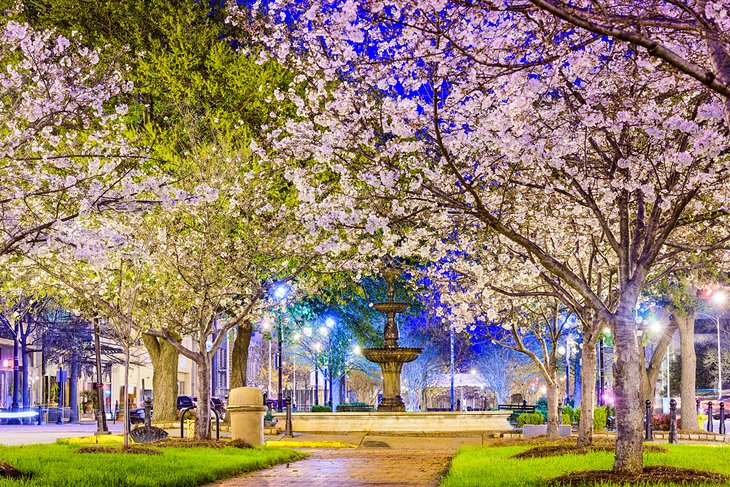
left=228, top=387, right=267, bottom=446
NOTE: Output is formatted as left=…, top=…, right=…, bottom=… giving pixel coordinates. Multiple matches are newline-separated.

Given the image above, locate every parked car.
left=697, top=394, right=730, bottom=419
left=177, top=395, right=196, bottom=410
left=211, top=396, right=226, bottom=420
left=129, top=396, right=195, bottom=424
left=191, top=396, right=227, bottom=420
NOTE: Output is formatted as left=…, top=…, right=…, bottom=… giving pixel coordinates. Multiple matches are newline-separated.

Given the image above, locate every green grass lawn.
left=441, top=444, right=730, bottom=487
left=0, top=443, right=306, bottom=486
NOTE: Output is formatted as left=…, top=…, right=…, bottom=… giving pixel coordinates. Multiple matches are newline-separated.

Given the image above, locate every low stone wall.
left=652, top=431, right=728, bottom=442
left=272, top=411, right=512, bottom=433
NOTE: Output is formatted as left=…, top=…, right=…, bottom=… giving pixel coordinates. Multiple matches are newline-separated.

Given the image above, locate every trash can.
left=228, top=387, right=267, bottom=446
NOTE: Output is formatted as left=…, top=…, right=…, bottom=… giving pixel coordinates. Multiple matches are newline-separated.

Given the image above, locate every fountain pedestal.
left=362, top=347, right=421, bottom=412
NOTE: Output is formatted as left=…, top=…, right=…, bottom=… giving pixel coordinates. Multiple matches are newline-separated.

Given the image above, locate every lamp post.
left=274, top=285, right=288, bottom=412
left=449, top=323, right=455, bottom=412
left=313, top=341, right=322, bottom=406
left=699, top=289, right=726, bottom=399
left=712, top=291, right=726, bottom=397
left=261, top=316, right=273, bottom=399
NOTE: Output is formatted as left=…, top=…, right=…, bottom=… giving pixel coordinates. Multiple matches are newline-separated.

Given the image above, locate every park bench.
left=498, top=404, right=537, bottom=423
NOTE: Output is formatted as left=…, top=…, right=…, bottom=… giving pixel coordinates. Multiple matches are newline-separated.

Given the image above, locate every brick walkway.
left=210, top=448, right=452, bottom=487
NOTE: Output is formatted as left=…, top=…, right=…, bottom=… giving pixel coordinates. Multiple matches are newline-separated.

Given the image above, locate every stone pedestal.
left=228, top=387, right=267, bottom=446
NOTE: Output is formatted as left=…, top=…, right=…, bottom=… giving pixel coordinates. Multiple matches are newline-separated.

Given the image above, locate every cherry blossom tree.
left=242, top=0, right=730, bottom=473
left=520, top=0, right=730, bottom=122
left=0, top=21, right=148, bottom=258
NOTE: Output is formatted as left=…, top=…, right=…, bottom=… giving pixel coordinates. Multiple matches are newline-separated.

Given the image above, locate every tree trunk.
left=194, top=356, right=212, bottom=440
left=123, top=345, right=130, bottom=448
left=142, top=334, right=179, bottom=422
left=546, top=379, right=560, bottom=438
left=68, top=357, right=79, bottom=423
left=612, top=312, right=644, bottom=474
left=229, top=323, right=253, bottom=389
left=677, top=312, right=699, bottom=431
left=577, top=343, right=597, bottom=447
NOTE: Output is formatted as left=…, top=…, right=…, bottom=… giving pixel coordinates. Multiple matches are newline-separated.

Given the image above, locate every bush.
left=653, top=413, right=671, bottom=431
left=535, top=397, right=548, bottom=421
left=310, top=405, right=332, bottom=412
left=517, top=412, right=544, bottom=427
left=338, top=402, right=370, bottom=407
left=698, top=413, right=708, bottom=429
left=574, top=406, right=608, bottom=430
left=561, top=405, right=575, bottom=425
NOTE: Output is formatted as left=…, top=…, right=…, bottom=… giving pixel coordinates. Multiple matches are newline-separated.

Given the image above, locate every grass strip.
left=0, top=443, right=305, bottom=486
left=441, top=444, right=730, bottom=486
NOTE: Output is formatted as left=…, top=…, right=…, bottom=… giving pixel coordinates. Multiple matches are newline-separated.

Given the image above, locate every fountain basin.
left=362, top=347, right=422, bottom=364
left=371, top=302, right=410, bottom=314
left=271, top=410, right=513, bottom=433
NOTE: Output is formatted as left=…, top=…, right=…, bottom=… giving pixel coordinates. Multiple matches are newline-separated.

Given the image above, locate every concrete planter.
left=228, top=387, right=267, bottom=445
left=522, top=424, right=571, bottom=437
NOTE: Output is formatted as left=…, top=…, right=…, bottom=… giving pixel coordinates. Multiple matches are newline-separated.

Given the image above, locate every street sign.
left=56, top=370, right=68, bottom=383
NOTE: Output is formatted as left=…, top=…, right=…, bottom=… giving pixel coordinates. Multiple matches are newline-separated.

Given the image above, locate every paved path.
left=211, top=448, right=452, bottom=487
left=0, top=422, right=125, bottom=445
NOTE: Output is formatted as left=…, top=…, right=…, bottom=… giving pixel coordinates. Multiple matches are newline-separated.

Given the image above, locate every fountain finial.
left=382, top=267, right=402, bottom=303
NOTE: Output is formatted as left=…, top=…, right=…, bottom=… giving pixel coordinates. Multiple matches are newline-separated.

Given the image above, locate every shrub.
left=561, top=405, right=575, bottom=424
left=310, top=405, right=332, bottom=412
left=338, top=402, right=370, bottom=407
left=574, top=406, right=608, bottom=430
left=698, top=413, right=708, bottom=429
left=653, top=413, right=671, bottom=431
left=535, top=397, right=548, bottom=421
left=517, top=412, right=544, bottom=427
left=593, top=406, right=608, bottom=430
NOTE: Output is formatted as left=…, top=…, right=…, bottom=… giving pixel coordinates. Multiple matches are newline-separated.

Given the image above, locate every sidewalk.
left=0, top=422, right=125, bottom=445
left=208, top=432, right=477, bottom=487
left=209, top=448, right=452, bottom=487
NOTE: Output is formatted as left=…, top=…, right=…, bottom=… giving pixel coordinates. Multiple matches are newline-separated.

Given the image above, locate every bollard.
left=707, top=402, right=714, bottom=432
left=669, top=399, right=678, bottom=444
left=645, top=400, right=653, bottom=441
left=720, top=402, right=726, bottom=435
left=37, top=404, right=43, bottom=426
left=285, top=396, right=293, bottom=438
left=144, top=397, right=152, bottom=428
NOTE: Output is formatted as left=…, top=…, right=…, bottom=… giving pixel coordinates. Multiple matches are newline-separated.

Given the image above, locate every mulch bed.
left=0, top=461, right=23, bottom=479
left=228, top=439, right=253, bottom=449
left=549, top=466, right=728, bottom=486
left=75, top=446, right=161, bottom=455
left=514, top=444, right=668, bottom=459
left=150, top=438, right=227, bottom=449
left=150, top=438, right=253, bottom=449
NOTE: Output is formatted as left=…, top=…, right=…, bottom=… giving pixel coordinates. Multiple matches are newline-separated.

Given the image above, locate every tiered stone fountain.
left=362, top=268, right=422, bottom=412
left=271, top=267, right=512, bottom=433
